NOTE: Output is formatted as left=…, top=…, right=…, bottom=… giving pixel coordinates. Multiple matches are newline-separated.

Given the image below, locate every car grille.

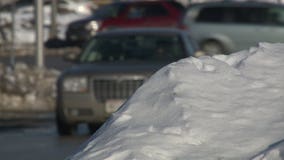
left=93, top=78, right=145, bottom=101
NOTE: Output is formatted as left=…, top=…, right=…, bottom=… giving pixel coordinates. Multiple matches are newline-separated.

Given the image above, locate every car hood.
left=61, top=62, right=170, bottom=77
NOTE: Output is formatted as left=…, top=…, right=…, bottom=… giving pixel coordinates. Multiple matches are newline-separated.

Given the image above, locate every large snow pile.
left=70, top=43, right=284, bottom=160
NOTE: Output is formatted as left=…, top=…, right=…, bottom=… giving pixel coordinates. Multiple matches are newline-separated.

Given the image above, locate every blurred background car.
left=56, top=28, right=199, bottom=136
left=0, top=0, right=93, bottom=46
left=65, top=0, right=185, bottom=46
left=182, top=1, right=284, bottom=55
left=55, top=0, right=97, bottom=15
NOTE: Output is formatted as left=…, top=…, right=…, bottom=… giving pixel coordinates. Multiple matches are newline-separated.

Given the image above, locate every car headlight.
left=85, top=20, right=99, bottom=32
left=63, top=77, right=88, bottom=92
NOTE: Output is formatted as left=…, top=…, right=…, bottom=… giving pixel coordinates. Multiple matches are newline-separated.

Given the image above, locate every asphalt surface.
left=0, top=53, right=91, bottom=160
left=0, top=118, right=90, bottom=160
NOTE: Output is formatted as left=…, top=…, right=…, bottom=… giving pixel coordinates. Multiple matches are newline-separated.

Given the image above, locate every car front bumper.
left=61, top=92, right=111, bottom=124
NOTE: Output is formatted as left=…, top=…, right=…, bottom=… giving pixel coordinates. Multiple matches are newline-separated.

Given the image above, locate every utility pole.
left=35, top=0, right=44, bottom=68
left=9, top=2, right=16, bottom=69
left=49, top=0, right=58, bottom=39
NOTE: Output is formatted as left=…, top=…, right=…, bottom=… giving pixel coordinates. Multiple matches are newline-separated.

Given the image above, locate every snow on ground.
left=69, top=43, right=284, bottom=160
left=1, top=5, right=87, bottom=44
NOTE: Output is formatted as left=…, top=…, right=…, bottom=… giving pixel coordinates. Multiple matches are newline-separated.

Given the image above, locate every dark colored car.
left=56, top=28, right=199, bottom=136
left=65, top=1, right=185, bottom=46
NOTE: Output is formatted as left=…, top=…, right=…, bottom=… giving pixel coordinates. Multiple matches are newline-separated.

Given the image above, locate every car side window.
left=127, top=6, right=144, bottom=19
left=195, top=5, right=284, bottom=26
left=127, top=4, right=168, bottom=19
left=196, top=6, right=258, bottom=24
left=196, top=7, right=227, bottom=23
left=196, top=6, right=281, bottom=25
left=143, top=4, right=168, bottom=17
left=265, top=7, right=284, bottom=26
left=94, top=3, right=125, bottom=19
left=238, top=7, right=270, bottom=24
left=234, top=7, right=284, bottom=25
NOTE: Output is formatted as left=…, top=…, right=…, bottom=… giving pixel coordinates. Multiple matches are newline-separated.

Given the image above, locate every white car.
left=57, top=0, right=97, bottom=15
left=183, top=1, right=284, bottom=55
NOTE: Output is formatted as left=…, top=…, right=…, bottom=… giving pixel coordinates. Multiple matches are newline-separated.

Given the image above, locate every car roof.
left=111, top=0, right=185, bottom=9
left=187, top=1, right=284, bottom=9
left=95, top=28, right=187, bottom=37
left=113, top=0, right=178, bottom=5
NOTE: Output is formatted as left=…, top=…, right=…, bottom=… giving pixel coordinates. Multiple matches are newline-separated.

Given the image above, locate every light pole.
left=49, top=0, right=58, bottom=39
left=35, top=0, right=44, bottom=68
left=10, top=2, right=16, bottom=69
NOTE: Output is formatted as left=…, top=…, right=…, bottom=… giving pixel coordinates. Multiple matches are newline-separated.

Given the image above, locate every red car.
left=65, top=1, right=185, bottom=46
left=98, top=0, right=185, bottom=31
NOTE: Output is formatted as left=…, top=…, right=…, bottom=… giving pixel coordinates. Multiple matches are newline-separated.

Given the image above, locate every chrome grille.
left=93, top=78, right=144, bottom=101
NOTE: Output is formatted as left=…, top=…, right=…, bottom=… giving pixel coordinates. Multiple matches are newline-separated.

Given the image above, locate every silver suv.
left=183, top=1, right=284, bottom=55
left=56, top=28, right=199, bottom=136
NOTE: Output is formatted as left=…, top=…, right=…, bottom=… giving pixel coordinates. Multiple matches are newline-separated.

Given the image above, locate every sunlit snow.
left=69, top=43, right=284, bottom=160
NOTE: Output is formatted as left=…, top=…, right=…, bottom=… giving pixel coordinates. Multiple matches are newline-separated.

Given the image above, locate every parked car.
left=182, top=1, right=284, bottom=55
left=65, top=0, right=185, bottom=46
left=56, top=28, right=199, bottom=136
left=56, top=0, right=97, bottom=15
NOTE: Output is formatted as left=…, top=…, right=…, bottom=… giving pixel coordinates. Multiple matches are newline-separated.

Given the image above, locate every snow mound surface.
left=70, top=43, right=284, bottom=160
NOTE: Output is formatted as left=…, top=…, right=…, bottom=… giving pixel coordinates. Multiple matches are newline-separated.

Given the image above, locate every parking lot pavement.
left=0, top=116, right=89, bottom=160
left=0, top=111, right=54, bottom=125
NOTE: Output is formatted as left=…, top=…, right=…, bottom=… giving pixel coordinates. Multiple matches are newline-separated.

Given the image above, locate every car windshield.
left=92, top=3, right=125, bottom=19
left=79, top=34, right=186, bottom=63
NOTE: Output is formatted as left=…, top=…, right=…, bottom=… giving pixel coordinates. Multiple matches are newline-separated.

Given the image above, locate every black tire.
left=88, top=123, right=102, bottom=135
left=201, top=40, right=225, bottom=55
left=56, top=108, right=74, bottom=136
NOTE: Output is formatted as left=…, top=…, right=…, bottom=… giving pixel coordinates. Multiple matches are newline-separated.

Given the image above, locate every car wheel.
left=88, top=123, right=102, bottom=134
left=56, top=108, right=74, bottom=136
left=201, top=40, right=225, bottom=55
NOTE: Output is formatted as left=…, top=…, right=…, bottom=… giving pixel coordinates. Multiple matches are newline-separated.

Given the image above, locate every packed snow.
left=69, top=43, right=284, bottom=160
